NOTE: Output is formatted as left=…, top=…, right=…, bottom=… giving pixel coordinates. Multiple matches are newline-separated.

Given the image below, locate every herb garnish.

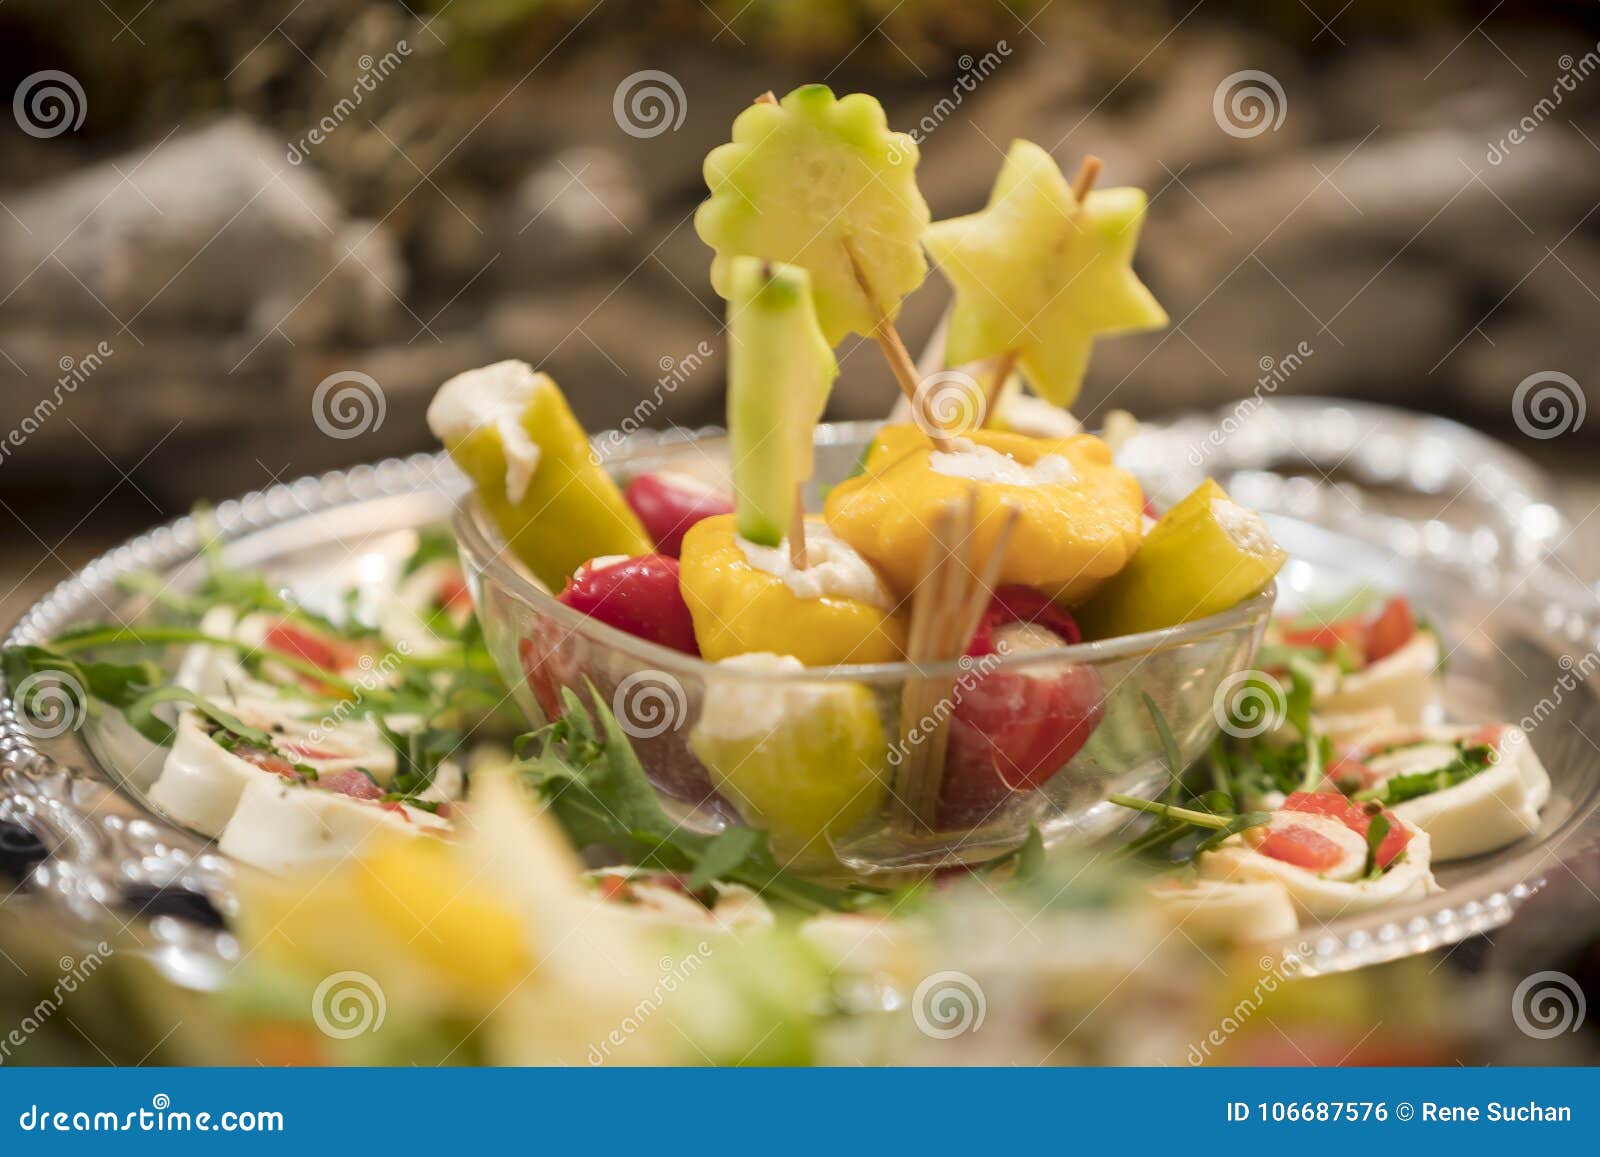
left=516, top=686, right=883, bottom=913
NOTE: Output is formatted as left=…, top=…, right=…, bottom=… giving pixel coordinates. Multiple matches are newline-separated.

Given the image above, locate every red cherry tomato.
left=624, top=473, right=735, bottom=557
left=967, top=585, right=1082, bottom=655
left=557, top=554, right=699, bottom=655
left=1364, top=595, right=1417, bottom=663
left=936, top=589, right=1102, bottom=825
left=1256, top=824, right=1345, bottom=871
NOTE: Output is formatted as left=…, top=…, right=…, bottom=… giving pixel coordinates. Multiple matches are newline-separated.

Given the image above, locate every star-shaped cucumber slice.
left=695, top=84, right=930, bottom=345
left=923, top=139, right=1168, bottom=407
left=726, top=257, right=839, bottom=547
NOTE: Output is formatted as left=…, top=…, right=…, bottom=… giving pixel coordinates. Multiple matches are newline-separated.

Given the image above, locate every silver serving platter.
left=2, top=399, right=1597, bottom=985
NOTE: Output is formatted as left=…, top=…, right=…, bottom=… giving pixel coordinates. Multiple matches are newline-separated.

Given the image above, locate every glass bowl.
left=453, top=421, right=1273, bottom=876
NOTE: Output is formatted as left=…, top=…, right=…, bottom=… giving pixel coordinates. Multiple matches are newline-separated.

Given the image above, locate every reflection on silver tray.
left=2, top=401, right=1597, bottom=985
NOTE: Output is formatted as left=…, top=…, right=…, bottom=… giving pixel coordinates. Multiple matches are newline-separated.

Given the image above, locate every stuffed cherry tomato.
left=938, top=589, right=1102, bottom=827
left=624, top=471, right=735, bottom=557
left=556, top=554, right=699, bottom=654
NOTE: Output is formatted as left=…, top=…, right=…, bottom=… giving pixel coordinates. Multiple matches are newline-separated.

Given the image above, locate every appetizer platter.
left=3, top=86, right=1598, bottom=992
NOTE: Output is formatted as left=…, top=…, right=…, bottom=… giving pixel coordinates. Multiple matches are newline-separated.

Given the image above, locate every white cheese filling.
left=1210, top=496, right=1274, bottom=556
left=426, top=360, right=544, bottom=504
left=1364, top=724, right=1551, bottom=861
left=737, top=524, right=893, bottom=609
left=694, top=653, right=835, bottom=740
left=928, top=437, right=1076, bottom=487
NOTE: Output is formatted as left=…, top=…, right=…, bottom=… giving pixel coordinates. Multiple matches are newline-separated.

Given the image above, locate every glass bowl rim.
left=453, top=494, right=1276, bottom=686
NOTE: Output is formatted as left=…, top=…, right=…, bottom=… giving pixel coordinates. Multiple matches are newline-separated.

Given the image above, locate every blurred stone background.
left=0, top=0, right=1597, bottom=619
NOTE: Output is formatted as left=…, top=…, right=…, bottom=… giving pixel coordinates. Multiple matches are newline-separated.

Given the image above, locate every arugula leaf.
left=4, top=645, right=163, bottom=709
left=686, top=826, right=762, bottom=892
left=983, top=825, right=1047, bottom=879
left=1108, top=793, right=1271, bottom=862
left=122, top=686, right=274, bottom=748
left=1355, top=743, right=1494, bottom=806
left=379, top=720, right=462, bottom=799
left=517, top=686, right=879, bottom=913
left=1143, top=693, right=1186, bottom=804
left=1196, top=811, right=1273, bottom=853
left=1362, top=812, right=1391, bottom=878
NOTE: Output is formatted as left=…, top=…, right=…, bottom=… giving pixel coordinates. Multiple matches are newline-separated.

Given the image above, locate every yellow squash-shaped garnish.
left=677, top=513, right=906, bottom=666
left=427, top=360, right=651, bottom=590
left=824, top=424, right=1144, bottom=603
left=691, top=653, right=888, bottom=869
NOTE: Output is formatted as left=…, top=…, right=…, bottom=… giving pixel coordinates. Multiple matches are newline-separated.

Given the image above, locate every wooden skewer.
left=984, top=349, right=1018, bottom=418
left=787, top=489, right=808, bottom=570
left=842, top=236, right=958, bottom=453
left=1071, top=154, right=1103, bottom=203
left=894, top=488, right=1024, bottom=831
left=754, top=91, right=777, bottom=105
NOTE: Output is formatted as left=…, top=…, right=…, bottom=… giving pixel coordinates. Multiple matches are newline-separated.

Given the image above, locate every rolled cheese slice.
left=147, top=713, right=260, bottom=837
left=1313, top=703, right=1399, bottom=748
left=1369, top=724, right=1551, bottom=861
left=218, top=776, right=445, bottom=875
left=1199, top=812, right=1439, bottom=920
left=586, top=870, right=775, bottom=933
left=1314, top=631, right=1439, bottom=724
left=1147, top=878, right=1300, bottom=942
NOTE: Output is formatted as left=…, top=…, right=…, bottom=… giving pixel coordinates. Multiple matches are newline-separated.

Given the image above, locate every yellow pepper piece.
left=428, top=361, right=651, bottom=590
left=678, top=514, right=906, bottom=666
left=353, top=836, right=532, bottom=994
left=1074, top=478, right=1287, bottom=638
left=691, top=653, right=888, bottom=869
left=234, top=832, right=532, bottom=1010
left=823, top=424, right=1144, bottom=603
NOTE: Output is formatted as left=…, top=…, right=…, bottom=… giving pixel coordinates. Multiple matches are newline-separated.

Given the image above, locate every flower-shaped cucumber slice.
left=695, top=84, right=930, bottom=345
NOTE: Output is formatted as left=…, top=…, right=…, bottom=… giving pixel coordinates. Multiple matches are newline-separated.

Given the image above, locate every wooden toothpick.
left=787, top=490, right=808, bottom=570
left=842, top=236, right=958, bottom=452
